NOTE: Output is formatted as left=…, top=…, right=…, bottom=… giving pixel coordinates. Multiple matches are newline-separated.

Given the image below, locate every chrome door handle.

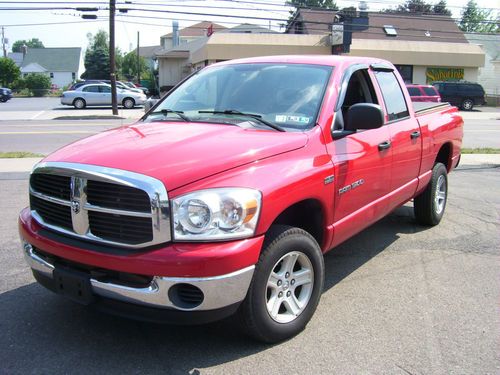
left=378, top=141, right=391, bottom=151
left=410, top=131, right=421, bottom=139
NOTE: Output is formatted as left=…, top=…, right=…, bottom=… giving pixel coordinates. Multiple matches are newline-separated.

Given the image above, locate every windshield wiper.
left=149, top=109, right=190, bottom=122
left=198, top=109, right=285, bottom=132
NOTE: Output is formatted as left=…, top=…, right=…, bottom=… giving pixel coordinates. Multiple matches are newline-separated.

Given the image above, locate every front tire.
left=414, top=162, right=448, bottom=226
left=239, top=225, right=324, bottom=343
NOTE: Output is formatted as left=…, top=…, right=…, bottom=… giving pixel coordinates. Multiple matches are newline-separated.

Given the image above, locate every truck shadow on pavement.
left=0, top=205, right=427, bottom=374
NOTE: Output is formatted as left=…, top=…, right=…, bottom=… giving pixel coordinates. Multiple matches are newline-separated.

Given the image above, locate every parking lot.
left=0, top=97, right=499, bottom=374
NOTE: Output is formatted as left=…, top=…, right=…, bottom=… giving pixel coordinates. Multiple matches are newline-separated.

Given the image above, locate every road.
left=0, top=100, right=499, bottom=154
left=1, top=165, right=498, bottom=374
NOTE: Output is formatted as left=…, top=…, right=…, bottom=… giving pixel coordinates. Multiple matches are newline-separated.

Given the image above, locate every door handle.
left=378, top=141, right=391, bottom=151
left=410, top=131, right=421, bottom=139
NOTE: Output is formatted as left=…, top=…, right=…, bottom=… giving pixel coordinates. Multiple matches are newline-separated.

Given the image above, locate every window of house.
left=50, top=72, right=54, bottom=78
left=374, top=71, right=409, bottom=121
left=72, top=72, right=76, bottom=80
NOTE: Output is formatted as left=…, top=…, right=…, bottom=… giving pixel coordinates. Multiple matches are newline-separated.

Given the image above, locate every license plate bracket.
left=52, top=266, right=95, bottom=305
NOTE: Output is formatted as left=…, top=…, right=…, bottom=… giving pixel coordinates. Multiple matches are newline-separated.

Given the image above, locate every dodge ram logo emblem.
left=71, top=200, right=80, bottom=214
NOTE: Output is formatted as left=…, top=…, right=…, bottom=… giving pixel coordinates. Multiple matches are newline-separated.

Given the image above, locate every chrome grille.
left=87, top=180, right=151, bottom=213
left=30, top=195, right=72, bottom=230
left=29, top=162, right=171, bottom=249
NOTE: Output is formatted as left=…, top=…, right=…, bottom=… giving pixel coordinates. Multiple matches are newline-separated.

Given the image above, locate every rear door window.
left=407, top=87, right=421, bottom=96
left=374, top=71, right=409, bottom=121
left=423, top=87, right=438, bottom=96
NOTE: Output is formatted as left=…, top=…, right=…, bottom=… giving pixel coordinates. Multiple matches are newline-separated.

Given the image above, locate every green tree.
left=12, top=38, right=45, bottom=52
left=81, top=30, right=125, bottom=80
left=459, top=0, right=499, bottom=33
left=287, top=0, right=338, bottom=9
left=121, top=51, right=149, bottom=81
left=432, top=0, right=452, bottom=16
left=0, top=57, right=20, bottom=87
left=24, top=73, right=51, bottom=97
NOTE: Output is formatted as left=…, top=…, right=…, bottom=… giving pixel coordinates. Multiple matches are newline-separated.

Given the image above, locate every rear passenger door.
left=373, top=68, right=422, bottom=204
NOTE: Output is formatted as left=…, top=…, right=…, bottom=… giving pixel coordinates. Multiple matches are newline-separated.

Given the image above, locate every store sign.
left=426, top=68, right=464, bottom=83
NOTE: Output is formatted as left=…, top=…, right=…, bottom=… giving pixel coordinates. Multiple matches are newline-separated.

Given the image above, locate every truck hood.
left=43, top=121, right=309, bottom=190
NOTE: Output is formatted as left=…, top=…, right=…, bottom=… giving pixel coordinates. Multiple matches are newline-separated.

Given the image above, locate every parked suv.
left=406, top=84, right=441, bottom=102
left=432, top=81, right=486, bottom=111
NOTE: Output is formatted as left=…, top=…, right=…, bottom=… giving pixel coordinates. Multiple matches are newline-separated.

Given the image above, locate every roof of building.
left=21, top=47, right=81, bottom=72
left=286, top=9, right=336, bottom=34
left=8, top=52, right=24, bottom=66
left=286, top=9, right=468, bottom=44
left=161, top=21, right=226, bottom=38
left=465, top=33, right=500, bottom=61
left=134, top=45, right=163, bottom=59
left=352, top=13, right=467, bottom=44
left=156, top=36, right=209, bottom=58
left=221, top=23, right=279, bottom=34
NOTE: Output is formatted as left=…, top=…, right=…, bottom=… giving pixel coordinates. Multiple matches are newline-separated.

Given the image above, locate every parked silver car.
left=61, top=83, right=147, bottom=109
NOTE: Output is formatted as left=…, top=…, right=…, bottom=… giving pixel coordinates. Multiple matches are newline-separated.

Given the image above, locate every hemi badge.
left=324, top=175, right=334, bottom=185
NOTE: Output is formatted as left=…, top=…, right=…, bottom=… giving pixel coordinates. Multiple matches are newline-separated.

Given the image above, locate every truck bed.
left=413, top=102, right=451, bottom=116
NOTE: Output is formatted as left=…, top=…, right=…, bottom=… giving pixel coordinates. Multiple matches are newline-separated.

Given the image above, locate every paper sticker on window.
left=275, top=115, right=310, bottom=124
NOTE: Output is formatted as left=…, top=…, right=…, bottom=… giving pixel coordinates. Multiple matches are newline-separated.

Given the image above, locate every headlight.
left=172, top=188, right=261, bottom=241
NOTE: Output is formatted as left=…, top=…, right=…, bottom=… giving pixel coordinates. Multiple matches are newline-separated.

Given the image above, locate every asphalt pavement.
left=0, top=97, right=499, bottom=374
left=1, top=165, right=498, bottom=374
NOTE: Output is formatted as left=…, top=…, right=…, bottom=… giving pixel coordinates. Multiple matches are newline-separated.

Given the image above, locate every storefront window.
left=394, top=65, right=413, bottom=83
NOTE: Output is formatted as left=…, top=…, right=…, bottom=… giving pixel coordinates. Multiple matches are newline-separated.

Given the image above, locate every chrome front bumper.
left=23, top=242, right=254, bottom=311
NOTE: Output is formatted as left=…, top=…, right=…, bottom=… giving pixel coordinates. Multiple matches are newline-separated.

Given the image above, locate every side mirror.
left=345, top=103, right=384, bottom=131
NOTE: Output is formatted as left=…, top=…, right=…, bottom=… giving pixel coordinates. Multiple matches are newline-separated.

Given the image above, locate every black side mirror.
left=345, top=103, right=384, bottom=131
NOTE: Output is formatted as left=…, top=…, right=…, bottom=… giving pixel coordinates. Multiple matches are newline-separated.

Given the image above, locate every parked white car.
left=61, top=84, right=147, bottom=109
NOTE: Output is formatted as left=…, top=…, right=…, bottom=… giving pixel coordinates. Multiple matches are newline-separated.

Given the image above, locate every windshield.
left=144, top=63, right=333, bottom=131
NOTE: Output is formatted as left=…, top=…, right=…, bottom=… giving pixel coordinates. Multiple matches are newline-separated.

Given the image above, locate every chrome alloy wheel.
left=434, top=174, right=447, bottom=215
left=266, top=251, right=314, bottom=323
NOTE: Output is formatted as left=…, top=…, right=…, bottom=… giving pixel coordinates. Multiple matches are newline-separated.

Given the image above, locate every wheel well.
left=270, top=199, right=324, bottom=248
left=73, top=97, right=85, bottom=104
left=123, top=97, right=135, bottom=103
left=435, top=142, right=452, bottom=171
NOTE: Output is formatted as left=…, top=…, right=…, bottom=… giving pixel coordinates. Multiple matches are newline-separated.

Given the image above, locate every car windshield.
left=143, top=63, right=333, bottom=131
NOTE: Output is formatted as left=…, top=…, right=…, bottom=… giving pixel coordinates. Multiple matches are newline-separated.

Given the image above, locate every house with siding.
left=21, top=47, right=81, bottom=89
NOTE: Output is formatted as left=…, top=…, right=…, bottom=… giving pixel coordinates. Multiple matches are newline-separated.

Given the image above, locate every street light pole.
left=109, top=0, right=118, bottom=115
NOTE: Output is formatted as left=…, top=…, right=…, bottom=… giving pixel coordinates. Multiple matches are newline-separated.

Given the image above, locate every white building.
left=20, top=47, right=81, bottom=89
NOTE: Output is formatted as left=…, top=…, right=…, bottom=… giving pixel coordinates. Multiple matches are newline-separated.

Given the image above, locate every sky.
left=1, top=0, right=498, bottom=55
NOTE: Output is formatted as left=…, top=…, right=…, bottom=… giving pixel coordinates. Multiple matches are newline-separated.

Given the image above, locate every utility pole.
left=136, top=31, right=140, bottom=85
left=2, top=27, right=6, bottom=58
left=109, top=0, right=118, bottom=115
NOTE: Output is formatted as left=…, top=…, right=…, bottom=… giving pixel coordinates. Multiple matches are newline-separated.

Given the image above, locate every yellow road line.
left=0, top=131, right=96, bottom=135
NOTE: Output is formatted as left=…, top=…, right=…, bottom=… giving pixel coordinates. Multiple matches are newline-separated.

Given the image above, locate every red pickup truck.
left=19, top=55, right=463, bottom=343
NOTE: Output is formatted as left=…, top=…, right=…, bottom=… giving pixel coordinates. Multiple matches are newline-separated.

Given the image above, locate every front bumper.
left=23, top=242, right=254, bottom=311
left=19, top=208, right=263, bottom=320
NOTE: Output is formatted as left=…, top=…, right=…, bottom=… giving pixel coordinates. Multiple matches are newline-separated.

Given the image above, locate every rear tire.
left=123, top=98, right=135, bottom=109
left=414, top=162, right=448, bottom=226
left=238, top=225, right=324, bottom=343
left=73, top=98, right=86, bottom=109
left=461, top=98, right=474, bottom=111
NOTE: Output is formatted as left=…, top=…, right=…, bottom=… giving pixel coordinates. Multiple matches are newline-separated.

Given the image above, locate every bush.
left=24, top=73, right=52, bottom=97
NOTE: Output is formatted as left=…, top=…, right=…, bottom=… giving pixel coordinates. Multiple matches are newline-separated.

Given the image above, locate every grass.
left=461, top=148, right=500, bottom=154
left=0, top=151, right=45, bottom=158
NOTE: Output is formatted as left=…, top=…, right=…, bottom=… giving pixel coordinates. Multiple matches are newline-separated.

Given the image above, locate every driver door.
left=325, top=68, right=393, bottom=247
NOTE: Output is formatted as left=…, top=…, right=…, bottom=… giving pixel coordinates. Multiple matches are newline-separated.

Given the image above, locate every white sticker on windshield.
left=275, top=115, right=311, bottom=124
